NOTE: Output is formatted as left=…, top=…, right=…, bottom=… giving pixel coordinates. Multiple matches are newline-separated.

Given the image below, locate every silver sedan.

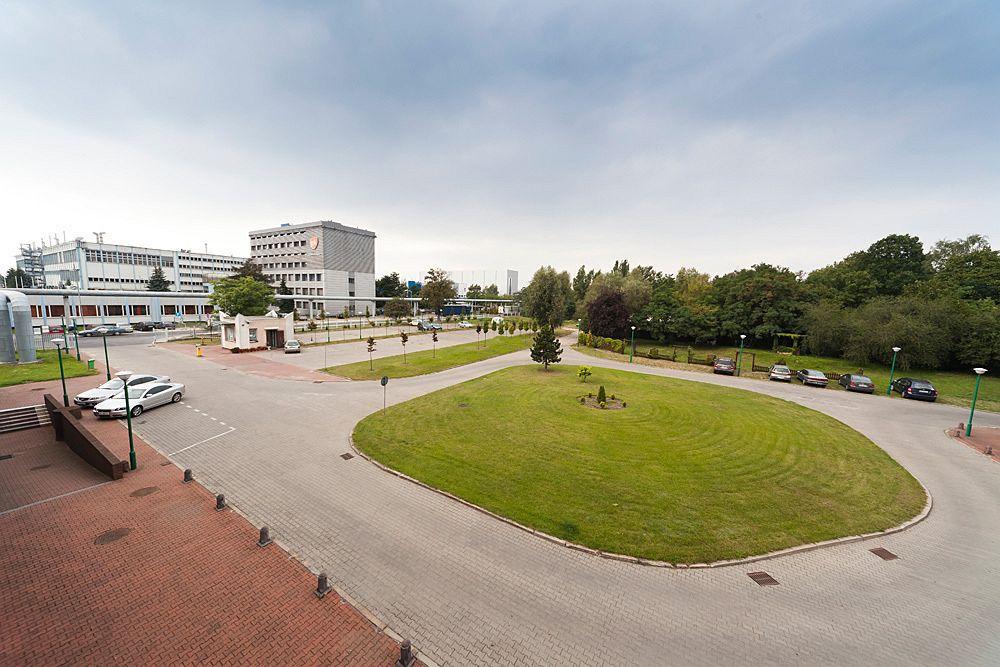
left=93, top=382, right=186, bottom=418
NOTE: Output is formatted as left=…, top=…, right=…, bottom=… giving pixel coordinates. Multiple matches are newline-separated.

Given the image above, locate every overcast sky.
left=2, top=1, right=997, bottom=282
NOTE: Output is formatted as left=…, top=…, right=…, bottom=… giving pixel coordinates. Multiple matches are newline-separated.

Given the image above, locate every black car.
left=838, top=373, right=875, bottom=394
left=712, top=357, right=736, bottom=375
left=153, top=322, right=177, bottom=330
left=891, top=377, right=938, bottom=402
left=133, top=322, right=156, bottom=332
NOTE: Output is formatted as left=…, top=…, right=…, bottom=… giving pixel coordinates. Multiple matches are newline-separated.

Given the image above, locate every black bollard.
left=215, top=494, right=226, bottom=511
left=257, top=526, right=272, bottom=548
left=315, top=572, right=332, bottom=598
left=183, top=469, right=193, bottom=483
left=396, top=639, right=415, bottom=667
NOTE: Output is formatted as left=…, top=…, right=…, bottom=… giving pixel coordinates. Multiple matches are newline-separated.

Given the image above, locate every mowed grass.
left=0, top=349, right=96, bottom=387
left=324, top=334, right=535, bottom=380
left=354, top=365, right=926, bottom=563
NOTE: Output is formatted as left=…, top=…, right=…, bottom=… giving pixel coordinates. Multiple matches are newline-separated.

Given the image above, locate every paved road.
left=104, top=339, right=1000, bottom=665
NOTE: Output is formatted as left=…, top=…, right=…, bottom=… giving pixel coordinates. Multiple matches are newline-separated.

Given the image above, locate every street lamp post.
left=629, top=325, right=636, bottom=363
left=54, top=339, right=69, bottom=407
left=101, top=333, right=111, bottom=381
left=736, top=334, right=747, bottom=376
left=116, top=370, right=137, bottom=471
left=71, top=318, right=81, bottom=360
left=886, top=346, right=901, bottom=396
left=966, top=368, right=988, bottom=437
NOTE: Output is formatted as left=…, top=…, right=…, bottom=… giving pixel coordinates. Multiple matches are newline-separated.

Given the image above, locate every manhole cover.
left=340, top=453, right=354, bottom=460
left=747, top=571, right=779, bottom=586
left=130, top=486, right=160, bottom=497
left=30, top=464, right=52, bottom=471
left=870, top=547, right=898, bottom=561
left=94, top=528, right=131, bottom=545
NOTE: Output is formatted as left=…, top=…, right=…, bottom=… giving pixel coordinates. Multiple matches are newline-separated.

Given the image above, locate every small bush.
left=577, top=366, right=592, bottom=383
left=599, top=401, right=606, bottom=409
left=621, top=401, right=627, bottom=407
left=647, top=347, right=659, bottom=358
left=610, top=394, right=616, bottom=400
left=579, top=396, right=585, bottom=404
left=597, top=385, right=606, bottom=403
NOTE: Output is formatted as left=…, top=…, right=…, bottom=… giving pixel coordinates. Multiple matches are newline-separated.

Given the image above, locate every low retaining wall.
left=43, top=394, right=127, bottom=480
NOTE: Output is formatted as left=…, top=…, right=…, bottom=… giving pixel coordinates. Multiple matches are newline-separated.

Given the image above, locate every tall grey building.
left=249, top=220, right=376, bottom=317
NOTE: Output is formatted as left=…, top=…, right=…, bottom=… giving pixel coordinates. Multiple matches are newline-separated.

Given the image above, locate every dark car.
left=712, top=357, right=736, bottom=375
left=133, top=321, right=156, bottom=332
left=838, top=373, right=875, bottom=394
left=78, top=326, right=111, bottom=337
left=153, top=321, right=177, bottom=330
left=796, top=369, right=829, bottom=387
left=891, top=377, right=938, bottom=402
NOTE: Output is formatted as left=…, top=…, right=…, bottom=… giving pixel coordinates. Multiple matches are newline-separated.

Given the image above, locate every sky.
left=2, top=1, right=998, bottom=282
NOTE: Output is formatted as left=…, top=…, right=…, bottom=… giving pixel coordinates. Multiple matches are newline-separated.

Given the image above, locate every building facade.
left=445, top=269, right=518, bottom=296
left=249, top=220, right=376, bottom=317
left=14, top=238, right=246, bottom=292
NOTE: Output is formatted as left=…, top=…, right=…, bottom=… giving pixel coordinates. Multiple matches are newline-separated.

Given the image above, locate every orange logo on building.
left=309, top=236, right=319, bottom=250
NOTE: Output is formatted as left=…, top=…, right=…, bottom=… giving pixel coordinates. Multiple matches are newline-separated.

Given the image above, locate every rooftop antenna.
left=93, top=231, right=106, bottom=244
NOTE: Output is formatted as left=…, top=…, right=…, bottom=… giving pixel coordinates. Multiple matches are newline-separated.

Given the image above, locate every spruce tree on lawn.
left=530, top=324, right=562, bottom=370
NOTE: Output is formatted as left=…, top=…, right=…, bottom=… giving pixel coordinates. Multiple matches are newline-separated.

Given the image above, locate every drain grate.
left=30, top=464, right=52, bottom=471
left=870, top=547, right=898, bottom=561
left=130, top=486, right=160, bottom=498
left=748, top=571, right=779, bottom=586
left=31, top=387, right=46, bottom=391
left=94, top=527, right=131, bottom=545
left=0, top=454, right=12, bottom=461
left=340, top=453, right=354, bottom=460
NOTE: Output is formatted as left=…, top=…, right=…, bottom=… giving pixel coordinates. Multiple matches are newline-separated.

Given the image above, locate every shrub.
left=610, top=394, right=616, bottom=400
left=622, top=401, right=627, bottom=408
left=577, top=366, right=592, bottom=382
left=599, top=401, right=606, bottom=409
left=597, top=385, right=606, bottom=403
left=612, top=340, right=624, bottom=354
left=579, top=396, right=585, bottom=404
left=578, top=332, right=588, bottom=345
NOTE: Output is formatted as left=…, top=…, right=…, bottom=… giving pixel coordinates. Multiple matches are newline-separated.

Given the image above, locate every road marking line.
left=168, top=427, right=236, bottom=456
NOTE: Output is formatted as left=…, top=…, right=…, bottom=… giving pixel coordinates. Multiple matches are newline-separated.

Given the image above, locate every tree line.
left=518, top=234, right=1000, bottom=370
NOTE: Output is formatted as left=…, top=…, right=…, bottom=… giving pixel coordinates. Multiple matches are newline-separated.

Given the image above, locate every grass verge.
left=0, top=349, right=97, bottom=387
left=354, top=365, right=926, bottom=563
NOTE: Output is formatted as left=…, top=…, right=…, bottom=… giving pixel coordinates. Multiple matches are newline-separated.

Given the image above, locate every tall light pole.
left=966, top=368, right=988, bottom=437
left=54, top=338, right=69, bottom=407
left=71, top=319, right=81, bottom=360
left=629, top=325, right=636, bottom=363
left=886, top=346, right=901, bottom=395
left=736, top=334, right=746, bottom=376
left=116, top=370, right=137, bottom=471
left=101, top=332, right=111, bottom=381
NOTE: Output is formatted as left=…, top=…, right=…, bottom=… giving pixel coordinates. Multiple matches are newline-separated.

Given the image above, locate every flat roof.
left=249, top=220, right=376, bottom=238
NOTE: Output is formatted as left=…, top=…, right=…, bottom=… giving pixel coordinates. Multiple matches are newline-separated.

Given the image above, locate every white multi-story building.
left=249, top=220, right=376, bottom=317
left=445, top=269, right=518, bottom=296
left=13, top=238, right=247, bottom=292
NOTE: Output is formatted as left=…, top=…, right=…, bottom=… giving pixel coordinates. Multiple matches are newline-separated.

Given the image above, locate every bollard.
left=257, top=526, right=273, bottom=548
left=315, top=572, right=332, bottom=598
left=196, top=345, right=203, bottom=358
left=183, top=468, right=193, bottom=483
left=215, top=493, right=226, bottom=511
left=396, top=639, right=415, bottom=667
left=986, top=446, right=993, bottom=456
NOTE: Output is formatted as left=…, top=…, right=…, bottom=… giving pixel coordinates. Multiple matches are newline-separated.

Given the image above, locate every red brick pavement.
left=0, top=368, right=408, bottom=666
left=0, top=427, right=108, bottom=512
left=949, top=425, right=1000, bottom=463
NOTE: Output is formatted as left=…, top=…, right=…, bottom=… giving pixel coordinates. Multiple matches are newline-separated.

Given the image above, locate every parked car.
left=105, top=325, right=131, bottom=335
left=78, top=326, right=111, bottom=337
left=891, top=377, right=938, bottom=402
left=458, top=321, right=473, bottom=328
left=94, top=382, right=185, bottom=418
left=421, top=322, right=443, bottom=331
left=74, top=374, right=171, bottom=407
left=284, top=340, right=302, bottom=354
left=132, top=322, right=156, bottom=332
left=796, top=369, right=829, bottom=387
left=153, top=321, right=177, bottom=330
left=409, top=319, right=422, bottom=327
left=47, top=324, right=65, bottom=334
left=712, top=357, right=736, bottom=375
left=839, top=373, right=876, bottom=394
left=768, top=364, right=793, bottom=382
left=113, top=323, right=134, bottom=333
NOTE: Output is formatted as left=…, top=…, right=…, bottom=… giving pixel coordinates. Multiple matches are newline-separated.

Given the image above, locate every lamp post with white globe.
left=736, top=334, right=747, bottom=376
left=966, top=368, right=988, bottom=437
left=886, top=346, right=902, bottom=396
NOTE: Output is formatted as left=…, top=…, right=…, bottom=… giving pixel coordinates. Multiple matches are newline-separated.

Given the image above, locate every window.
left=249, top=328, right=258, bottom=343
left=224, top=325, right=235, bottom=342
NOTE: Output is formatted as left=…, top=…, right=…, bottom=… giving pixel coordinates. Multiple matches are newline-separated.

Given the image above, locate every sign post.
left=380, top=376, right=389, bottom=416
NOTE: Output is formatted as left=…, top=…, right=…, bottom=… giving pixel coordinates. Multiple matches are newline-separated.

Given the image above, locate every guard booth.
left=265, top=328, right=285, bottom=348
left=219, top=312, right=294, bottom=352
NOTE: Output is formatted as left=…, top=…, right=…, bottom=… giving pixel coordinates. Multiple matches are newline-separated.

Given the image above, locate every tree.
left=611, top=259, right=630, bottom=277
left=146, top=266, right=171, bottom=291
left=572, top=266, right=595, bottom=302
left=210, top=276, right=274, bottom=316
left=805, top=253, right=877, bottom=307
left=400, top=331, right=408, bottom=363
left=711, top=264, right=805, bottom=341
left=475, top=323, right=482, bottom=347
left=421, top=268, right=457, bottom=316
left=4, top=268, right=32, bottom=288
left=466, top=284, right=484, bottom=299
left=577, top=366, right=592, bottom=383
left=384, top=297, right=410, bottom=320
left=366, top=336, right=376, bottom=370
left=586, top=289, right=630, bottom=339
left=230, top=259, right=270, bottom=284
left=376, top=272, right=405, bottom=298
left=431, top=330, right=438, bottom=357
left=275, top=279, right=293, bottom=314
left=530, top=325, right=562, bottom=370
left=863, top=234, right=927, bottom=296
left=521, top=266, right=573, bottom=328
left=483, top=284, right=500, bottom=298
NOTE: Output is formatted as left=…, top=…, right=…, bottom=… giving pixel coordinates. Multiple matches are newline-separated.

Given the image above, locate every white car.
left=491, top=316, right=505, bottom=325
left=409, top=319, right=421, bottom=327
left=94, top=382, right=185, bottom=419
left=284, top=339, right=301, bottom=354
left=458, top=321, right=473, bottom=328
left=73, top=374, right=170, bottom=407
left=113, top=322, right=134, bottom=333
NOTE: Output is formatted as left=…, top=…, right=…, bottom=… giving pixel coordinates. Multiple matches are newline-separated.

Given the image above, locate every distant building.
left=249, top=220, right=376, bottom=317
left=445, top=269, right=518, bottom=296
left=13, top=238, right=246, bottom=292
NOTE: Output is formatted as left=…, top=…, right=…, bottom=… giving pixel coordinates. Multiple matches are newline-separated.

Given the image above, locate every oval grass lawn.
left=353, top=365, right=926, bottom=563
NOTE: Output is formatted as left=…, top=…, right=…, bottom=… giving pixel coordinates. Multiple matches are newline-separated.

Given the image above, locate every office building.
left=249, top=220, right=376, bottom=317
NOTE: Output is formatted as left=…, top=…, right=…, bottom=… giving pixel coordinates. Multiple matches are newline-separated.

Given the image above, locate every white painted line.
left=210, top=417, right=218, bottom=421
left=0, top=481, right=114, bottom=517
left=168, top=427, right=236, bottom=456
left=219, top=422, right=226, bottom=426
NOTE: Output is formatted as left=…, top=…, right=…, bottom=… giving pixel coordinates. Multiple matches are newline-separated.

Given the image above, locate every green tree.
left=586, top=288, right=630, bottom=339
left=146, top=266, right=171, bottom=291
left=805, top=253, right=877, bottom=307
left=522, top=266, right=573, bottom=328
left=863, top=234, right=927, bottom=296
left=530, top=325, right=562, bottom=370
left=275, top=279, right=293, bottom=314
left=384, top=297, right=410, bottom=320
left=421, top=268, right=457, bottom=316
left=230, top=259, right=270, bottom=284
left=400, top=331, right=409, bottom=363
left=210, top=276, right=274, bottom=316
left=466, top=284, right=484, bottom=299
left=376, top=272, right=405, bottom=298
left=4, top=267, right=33, bottom=288
left=711, top=264, right=805, bottom=341
left=483, top=284, right=500, bottom=298
left=572, top=266, right=596, bottom=302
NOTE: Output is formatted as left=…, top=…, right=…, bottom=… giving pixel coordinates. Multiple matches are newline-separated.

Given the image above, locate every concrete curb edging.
left=348, top=434, right=933, bottom=570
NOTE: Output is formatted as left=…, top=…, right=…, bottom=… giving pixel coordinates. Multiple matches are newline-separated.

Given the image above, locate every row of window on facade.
left=251, top=238, right=307, bottom=252
left=259, top=261, right=306, bottom=269
left=84, top=249, right=176, bottom=267
left=29, top=303, right=214, bottom=318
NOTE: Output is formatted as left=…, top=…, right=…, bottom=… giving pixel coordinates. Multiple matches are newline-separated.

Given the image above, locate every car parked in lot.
left=112, top=323, right=134, bottom=333
left=153, top=321, right=177, bottom=330
left=46, top=324, right=65, bottom=334
left=839, top=373, right=875, bottom=394
left=284, top=340, right=301, bottom=354
left=132, top=322, right=156, bottom=332
left=712, top=357, right=736, bottom=375
left=105, top=325, right=131, bottom=335
left=891, top=377, right=938, bottom=402
left=78, top=326, right=111, bottom=337
left=74, top=374, right=171, bottom=407
left=768, top=364, right=793, bottom=382
left=458, top=321, right=473, bottom=328
left=94, top=382, right=185, bottom=418
left=796, top=369, right=829, bottom=387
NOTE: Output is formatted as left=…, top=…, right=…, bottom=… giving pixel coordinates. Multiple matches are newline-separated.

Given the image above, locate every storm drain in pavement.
left=870, top=547, right=898, bottom=561
left=94, top=528, right=131, bottom=545
left=747, top=571, right=779, bottom=586
left=130, top=486, right=160, bottom=498
left=340, top=453, right=355, bottom=460
left=30, top=464, right=52, bottom=471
